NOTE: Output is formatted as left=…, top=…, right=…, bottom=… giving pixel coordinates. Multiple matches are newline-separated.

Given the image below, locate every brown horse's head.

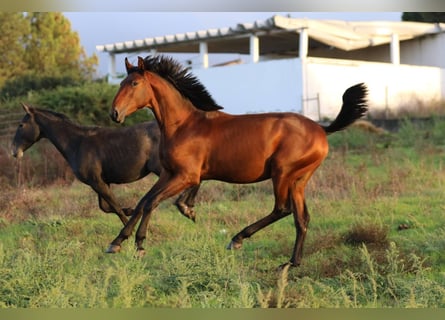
left=111, top=56, right=153, bottom=123
left=111, top=55, right=223, bottom=123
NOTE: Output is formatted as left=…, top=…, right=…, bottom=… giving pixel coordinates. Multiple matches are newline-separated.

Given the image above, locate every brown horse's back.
left=169, top=111, right=328, bottom=183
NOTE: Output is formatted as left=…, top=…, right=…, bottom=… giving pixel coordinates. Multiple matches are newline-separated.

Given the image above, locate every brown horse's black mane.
left=135, top=55, right=223, bottom=112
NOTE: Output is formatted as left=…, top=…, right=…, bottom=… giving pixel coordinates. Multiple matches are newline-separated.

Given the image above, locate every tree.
left=0, top=12, right=98, bottom=89
left=0, top=13, right=30, bottom=86
left=25, top=12, right=98, bottom=80
left=402, top=12, right=445, bottom=23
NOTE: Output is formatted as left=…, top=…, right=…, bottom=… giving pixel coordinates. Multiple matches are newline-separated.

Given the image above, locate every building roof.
left=96, top=15, right=445, bottom=55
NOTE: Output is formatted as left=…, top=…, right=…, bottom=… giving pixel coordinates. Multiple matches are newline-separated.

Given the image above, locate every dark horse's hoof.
left=135, top=249, right=146, bottom=258
left=277, top=261, right=298, bottom=272
left=105, top=244, right=121, bottom=253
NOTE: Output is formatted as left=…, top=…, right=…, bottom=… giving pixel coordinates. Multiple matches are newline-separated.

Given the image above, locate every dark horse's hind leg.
left=98, top=195, right=128, bottom=225
left=99, top=195, right=136, bottom=217
left=93, top=182, right=129, bottom=225
left=175, top=185, right=200, bottom=222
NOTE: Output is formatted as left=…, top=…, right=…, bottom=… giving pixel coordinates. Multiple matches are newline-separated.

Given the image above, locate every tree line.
left=0, top=12, right=98, bottom=97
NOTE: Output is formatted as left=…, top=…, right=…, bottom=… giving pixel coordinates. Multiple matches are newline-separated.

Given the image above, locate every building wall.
left=401, top=33, right=445, bottom=68
left=193, top=58, right=302, bottom=115
left=306, top=57, right=444, bottom=120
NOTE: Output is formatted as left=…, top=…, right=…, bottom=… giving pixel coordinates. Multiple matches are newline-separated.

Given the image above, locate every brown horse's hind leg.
left=227, top=208, right=291, bottom=250
left=287, top=169, right=318, bottom=267
left=288, top=197, right=310, bottom=267
left=175, top=184, right=200, bottom=222
left=227, top=175, right=291, bottom=250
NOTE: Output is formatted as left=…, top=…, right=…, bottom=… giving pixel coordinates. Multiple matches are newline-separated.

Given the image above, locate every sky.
left=63, top=12, right=402, bottom=77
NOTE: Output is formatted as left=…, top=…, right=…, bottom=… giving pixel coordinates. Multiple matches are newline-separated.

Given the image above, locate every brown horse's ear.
left=137, top=56, right=145, bottom=71
left=21, top=102, right=33, bottom=115
left=125, top=57, right=133, bottom=73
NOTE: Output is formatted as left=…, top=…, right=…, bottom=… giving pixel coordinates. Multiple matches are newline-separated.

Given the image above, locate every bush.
left=0, top=73, right=80, bottom=99
left=33, top=81, right=152, bottom=126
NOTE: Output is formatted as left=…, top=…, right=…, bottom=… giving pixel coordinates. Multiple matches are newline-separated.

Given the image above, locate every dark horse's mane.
left=34, top=107, right=101, bottom=130
left=138, top=55, right=223, bottom=112
left=37, top=108, right=72, bottom=122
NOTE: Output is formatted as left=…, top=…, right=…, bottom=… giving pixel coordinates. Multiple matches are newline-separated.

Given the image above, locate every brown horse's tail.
left=321, top=83, right=368, bottom=135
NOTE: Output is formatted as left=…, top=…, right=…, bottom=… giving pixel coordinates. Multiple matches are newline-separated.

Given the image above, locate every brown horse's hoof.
left=177, top=203, right=196, bottom=222
left=106, top=244, right=121, bottom=253
left=226, top=240, right=242, bottom=250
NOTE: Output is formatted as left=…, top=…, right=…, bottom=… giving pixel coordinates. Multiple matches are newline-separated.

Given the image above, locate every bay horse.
left=108, top=55, right=368, bottom=267
left=11, top=103, right=200, bottom=225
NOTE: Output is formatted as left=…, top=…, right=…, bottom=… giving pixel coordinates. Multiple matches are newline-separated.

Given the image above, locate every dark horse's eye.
left=131, top=81, right=138, bottom=87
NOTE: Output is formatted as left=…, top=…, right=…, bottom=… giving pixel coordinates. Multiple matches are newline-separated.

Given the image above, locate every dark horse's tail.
left=321, top=83, right=368, bottom=135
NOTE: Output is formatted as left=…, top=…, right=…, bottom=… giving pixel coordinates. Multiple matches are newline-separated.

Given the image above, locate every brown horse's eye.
left=131, top=81, right=138, bottom=87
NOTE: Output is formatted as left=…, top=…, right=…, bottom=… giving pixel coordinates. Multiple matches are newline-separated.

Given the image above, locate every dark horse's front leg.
left=106, top=173, right=193, bottom=255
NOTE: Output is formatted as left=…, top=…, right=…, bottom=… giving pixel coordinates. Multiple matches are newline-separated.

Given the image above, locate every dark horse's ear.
left=125, top=57, right=133, bottom=74
left=21, top=102, right=33, bottom=115
left=137, top=56, right=145, bottom=71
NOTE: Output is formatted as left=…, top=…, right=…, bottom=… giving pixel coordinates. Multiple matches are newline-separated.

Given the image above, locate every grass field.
left=0, top=119, right=444, bottom=307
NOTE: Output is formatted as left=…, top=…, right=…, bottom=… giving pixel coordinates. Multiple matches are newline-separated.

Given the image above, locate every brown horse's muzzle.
left=110, top=109, right=125, bottom=124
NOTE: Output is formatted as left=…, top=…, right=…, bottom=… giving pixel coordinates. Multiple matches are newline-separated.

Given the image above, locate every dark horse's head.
left=11, top=103, right=42, bottom=158
left=110, top=55, right=222, bottom=123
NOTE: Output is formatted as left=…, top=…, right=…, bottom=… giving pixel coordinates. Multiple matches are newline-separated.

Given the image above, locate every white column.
left=199, top=42, right=209, bottom=69
left=299, top=28, right=308, bottom=60
left=108, top=53, right=116, bottom=83
left=299, top=28, right=309, bottom=117
left=390, top=33, right=400, bottom=65
left=250, top=34, right=259, bottom=63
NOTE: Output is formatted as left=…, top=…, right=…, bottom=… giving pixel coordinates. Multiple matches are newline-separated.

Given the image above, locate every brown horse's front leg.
left=134, top=175, right=194, bottom=254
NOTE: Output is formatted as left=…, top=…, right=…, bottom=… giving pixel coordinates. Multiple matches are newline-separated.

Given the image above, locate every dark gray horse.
left=11, top=103, right=199, bottom=225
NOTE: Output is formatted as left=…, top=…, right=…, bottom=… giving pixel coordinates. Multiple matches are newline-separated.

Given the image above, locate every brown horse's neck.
left=147, top=73, right=200, bottom=137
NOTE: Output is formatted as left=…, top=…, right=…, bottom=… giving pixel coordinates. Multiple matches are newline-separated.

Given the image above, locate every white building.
left=96, top=15, right=445, bottom=120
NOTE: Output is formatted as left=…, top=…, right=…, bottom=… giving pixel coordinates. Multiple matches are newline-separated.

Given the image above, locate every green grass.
left=1, top=120, right=445, bottom=307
